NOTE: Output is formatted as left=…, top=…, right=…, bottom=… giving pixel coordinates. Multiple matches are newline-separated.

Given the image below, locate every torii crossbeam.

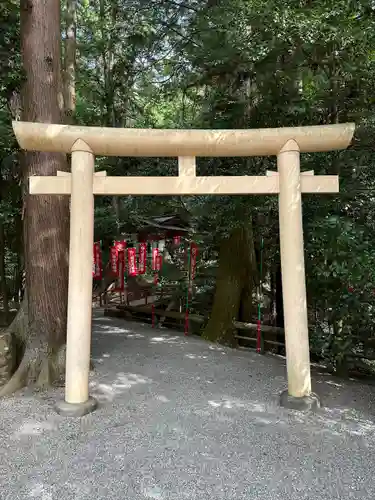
left=13, top=121, right=355, bottom=416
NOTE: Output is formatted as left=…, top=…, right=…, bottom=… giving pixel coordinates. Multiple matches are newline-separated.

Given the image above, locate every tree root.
left=0, top=342, right=66, bottom=397
left=0, top=293, right=64, bottom=397
left=0, top=353, right=29, bottom=396
left=0, top=294, right=95, bottom=398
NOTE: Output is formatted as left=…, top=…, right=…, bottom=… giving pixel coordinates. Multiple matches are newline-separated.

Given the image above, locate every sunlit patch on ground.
left=150, top=335, right=187, bottom=345
left=12, top=419, right=57, bottom=439
left=89, top=372, right=153, bottom=402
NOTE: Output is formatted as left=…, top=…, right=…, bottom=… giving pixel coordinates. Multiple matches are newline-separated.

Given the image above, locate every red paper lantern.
left=155, top=254, right=162, bottom=272
left=110, top=240, right=127, bottom=276
left=152, top=247, right=159, bottom=271
left=128, top=247, right=138, bottom=276
left=190, top=242, right=198, bottom=280
left=93, top=242, right=102, bottom=280
left=138, top=243, right=147, bottom=275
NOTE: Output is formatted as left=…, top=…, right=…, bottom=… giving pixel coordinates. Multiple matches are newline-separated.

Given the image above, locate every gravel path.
left=1, top=311, right=375, bottom=499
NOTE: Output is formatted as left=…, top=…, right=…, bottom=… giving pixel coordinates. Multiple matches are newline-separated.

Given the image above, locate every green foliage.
left=307, top=215, right=375, bottom=365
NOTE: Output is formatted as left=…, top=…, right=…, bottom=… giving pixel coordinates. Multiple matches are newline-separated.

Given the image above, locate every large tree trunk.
left=13, top=213, right=24, bottom=305
left=63, top=0, right=76, bottom=124
left=99, top=0, right=122, bottom=236
left=238, top=223, right=257, bottom=323
left=0, top=0, right=69, bottom=396
left=0, top=220, right=9, bottom=324
left=203, top=226, right=255, bottom=346
left=238, top=282, right=254, bottom=323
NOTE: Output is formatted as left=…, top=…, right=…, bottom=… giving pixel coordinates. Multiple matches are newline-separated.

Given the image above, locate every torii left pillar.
left=55, top=139, right=98, bottom=417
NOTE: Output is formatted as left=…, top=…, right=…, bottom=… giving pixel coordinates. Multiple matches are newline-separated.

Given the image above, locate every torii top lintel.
left=12, top=121, right=355, bottom=158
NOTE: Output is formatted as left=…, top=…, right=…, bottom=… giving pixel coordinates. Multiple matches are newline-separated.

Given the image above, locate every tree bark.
left=1, top=0, right=69, bottom=396
left=203, top=226, right=255, bottom=346
left=13, top=212, right=24, bottom=305
left=238, top=223, right=257, bottom=323
left=63, top=0, right=76, bottom=124
left=0, top=220, right=9, bottom=323
left=239, top=282, right=253, bottom=323
left=112, top=196, right=121, bottom=238
left=99, top=0, right=122, bottom=236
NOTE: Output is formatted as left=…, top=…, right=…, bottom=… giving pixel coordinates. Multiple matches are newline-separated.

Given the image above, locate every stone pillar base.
left=54, top=396, right=97, bottom=417
left=279, top=390, right=320, bottom=412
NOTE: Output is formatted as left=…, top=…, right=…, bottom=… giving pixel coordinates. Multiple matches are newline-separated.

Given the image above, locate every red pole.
left=256, top=319, right=261, bottom=353
left=152, top=271, right=159, bottom=328
left=184, top=242, right=198, bottom=336
left=152, top=252, right=161, bottom=328
left=184, top=284, right=192, bottom=336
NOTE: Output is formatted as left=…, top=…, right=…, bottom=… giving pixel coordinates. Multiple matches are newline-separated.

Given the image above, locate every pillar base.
left=54, top=396, right=98, bottom=417
left=279, top=390, right=320, bottom=412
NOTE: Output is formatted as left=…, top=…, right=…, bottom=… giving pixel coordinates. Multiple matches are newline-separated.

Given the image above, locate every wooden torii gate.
left=12, top=121, right=355, bottom=416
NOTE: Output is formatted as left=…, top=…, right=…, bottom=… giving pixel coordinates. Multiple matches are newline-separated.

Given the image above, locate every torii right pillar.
left=278, top=139, right=318, bottom=410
